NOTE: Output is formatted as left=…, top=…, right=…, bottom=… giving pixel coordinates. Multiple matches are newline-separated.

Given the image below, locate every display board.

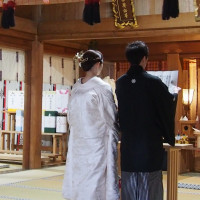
left=8, top=89, right=70, bottom=113
left=42, top=89, right=70, bottom=113
left=7, top=91, right=24, bottom=111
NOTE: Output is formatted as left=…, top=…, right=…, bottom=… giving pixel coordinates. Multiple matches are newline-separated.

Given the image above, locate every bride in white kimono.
left=62, top=50, right=120, bottom=200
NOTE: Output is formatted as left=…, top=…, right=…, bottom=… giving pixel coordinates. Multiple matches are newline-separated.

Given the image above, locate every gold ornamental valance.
left=112, top=0, right=138, bottom=29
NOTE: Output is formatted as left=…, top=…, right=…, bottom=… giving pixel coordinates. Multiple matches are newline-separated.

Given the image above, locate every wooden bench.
left=0, top=131, right=68, bottom=162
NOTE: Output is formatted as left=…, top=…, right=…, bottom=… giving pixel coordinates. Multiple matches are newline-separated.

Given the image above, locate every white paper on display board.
left=44, top=116, right=56, bottom=128
left=8, top=91, right=24, bottom=110
left=147, top=71, right=178, bottom=94
left=15, top=110, right=24, bottom=132
left=56, top=116, right=67, bottom=133
left=56, top=89, right=70, bottom=113
left=8, top=89, right=70, bottom=114
left=42, top=91, right=57, bottom=111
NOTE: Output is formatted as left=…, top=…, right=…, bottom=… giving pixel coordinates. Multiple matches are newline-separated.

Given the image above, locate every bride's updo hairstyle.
left=80, top=50, right=103, bottom=72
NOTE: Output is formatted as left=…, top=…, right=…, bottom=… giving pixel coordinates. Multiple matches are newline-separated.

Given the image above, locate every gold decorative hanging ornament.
left=112, top=0, right=138, bottom=29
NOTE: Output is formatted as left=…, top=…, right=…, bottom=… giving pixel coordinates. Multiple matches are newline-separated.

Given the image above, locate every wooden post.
left=189, top=62, right=197, bottom=120
left=1, top=133, right=4, bottom=150
left=167, top=147, right=179, bottom=200
left=30, top=38, right=43, bottom=168
left=23, top=37, right=43, bottom=169
left=167, top=54, right=182, bottom=133
left=53, top=135, right=57, bottom=155
left=23, top=50, right=31, bottom=169
left=11, top=114, right=15, bottom=150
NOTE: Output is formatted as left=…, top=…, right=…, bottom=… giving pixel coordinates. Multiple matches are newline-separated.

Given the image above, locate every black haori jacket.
left=116, top=65, right=176, bottom=172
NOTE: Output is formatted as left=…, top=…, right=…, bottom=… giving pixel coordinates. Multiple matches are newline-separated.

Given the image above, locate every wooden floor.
left=0, top=165, right=199, bottom=200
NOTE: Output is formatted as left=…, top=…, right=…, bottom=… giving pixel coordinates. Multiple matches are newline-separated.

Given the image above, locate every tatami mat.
left=163, top=172, right=200, bottom=200
left=0, top=165, right=65, bottom=200
left=0, top=162, right=22, bottom=174
left=0, top=166, right=199, bottom=200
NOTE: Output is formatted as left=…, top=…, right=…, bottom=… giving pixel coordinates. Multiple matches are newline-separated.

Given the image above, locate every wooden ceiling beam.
left=0, top=14, right=37, bottom=41
left=38, top=13, right=200, bottom=42
left=3, top=0, right=83, bottom=6
left=94, top=34, right=200, bottom=46
left=12, top=0, right=109, bottom=6
left=12, top=16, right=37, bottom=35
left=45, top=40, right=88, bottom=50
left=0, top=35, right=33, bottom=50
left=44, top=43, right=78, bottom=56
left=99, top=41, right=200, bottom=62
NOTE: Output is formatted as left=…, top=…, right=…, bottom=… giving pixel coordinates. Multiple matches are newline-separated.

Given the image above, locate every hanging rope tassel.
left=1, top=2, right=9, bottom=29
left=170, top=0, right=179, bottom=18
left=83, top=0, right=101, bottom=25
left=162, top=0, right=179, bottom=20
left=162, top=0, right=170, bottom=20
left=7, top=0, right=16, bottom=27
left=92, top=0, right=100, bottom=24
left=1, top=0, right=16, bottom=29
left=83, top=0, right=93, bottom=25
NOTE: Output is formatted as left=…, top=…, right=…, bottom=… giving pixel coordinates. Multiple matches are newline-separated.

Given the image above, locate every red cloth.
left=85, top=0, right=99, bottom=3
left=7, top=0, right=16, bottom=8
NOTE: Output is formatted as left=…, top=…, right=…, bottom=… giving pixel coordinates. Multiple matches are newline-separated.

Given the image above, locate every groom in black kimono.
left=116, top=41, right=178, bottom=200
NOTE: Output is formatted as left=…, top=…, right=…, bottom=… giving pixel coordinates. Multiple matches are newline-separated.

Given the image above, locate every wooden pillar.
left=23, top=50, right=31, bottom=169
left=167, top=54, right=182, bottom=133
left=189, top=62, right=197, bottom=120
left=167, top=147, right=179, bottom=200
left=197, top=62, right=200, bottom=129
left=23, top=37, right=43, bottom=169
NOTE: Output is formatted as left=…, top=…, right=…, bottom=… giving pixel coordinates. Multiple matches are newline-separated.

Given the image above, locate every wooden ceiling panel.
left=1, top=2, right=200, bottom=60
left=97, top=41, right=200, bottom=62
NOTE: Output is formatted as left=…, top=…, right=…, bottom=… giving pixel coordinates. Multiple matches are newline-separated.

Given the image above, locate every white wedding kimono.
left=62, top=77, right=119, bottom=200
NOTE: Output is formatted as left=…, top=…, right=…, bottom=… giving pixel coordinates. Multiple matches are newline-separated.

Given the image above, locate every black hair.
left=80, top=50, right=103, bottom=71
left=125, top=41, right=149, bottom=65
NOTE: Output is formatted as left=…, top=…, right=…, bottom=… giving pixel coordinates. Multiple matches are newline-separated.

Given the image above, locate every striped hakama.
left=121, top=170, right=163, bottom=200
